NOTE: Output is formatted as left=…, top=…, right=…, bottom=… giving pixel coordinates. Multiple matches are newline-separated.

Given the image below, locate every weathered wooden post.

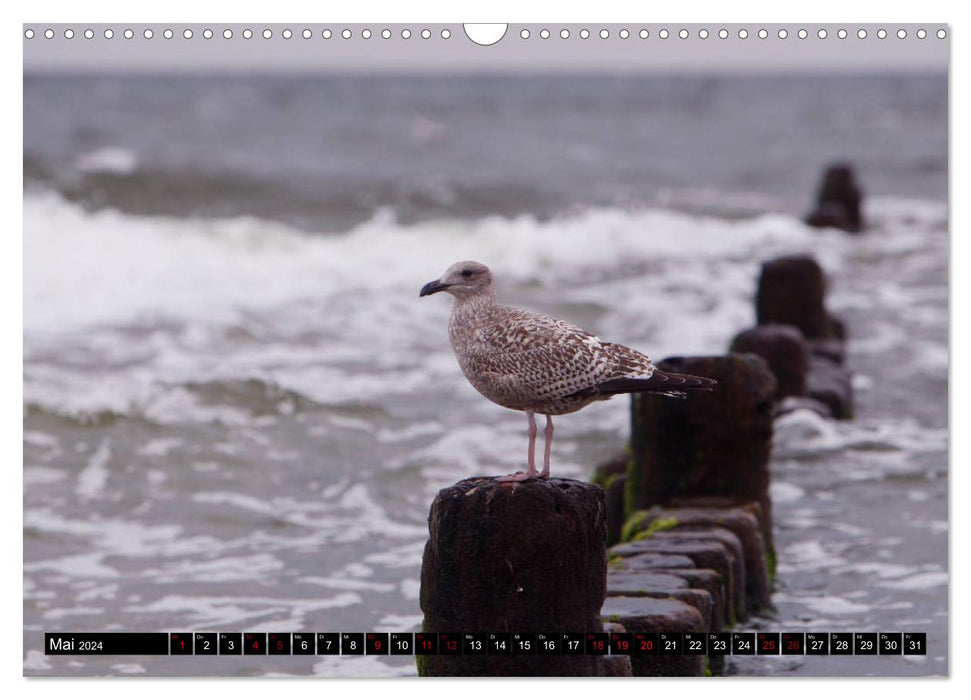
left=593, top=453, right=628, bottom=547
left=419, top=477, right=607, bottom=676
left=753, top=256, right=854, bottom=417
left=805, top=162, right=865, bottom=233
left=627, top=355, right=775, bottom=508
left=730, top=324, right=810, bottom=401
left=756, top=255, right=835, bottom=340
left=625, top=354, right=777, bottom=566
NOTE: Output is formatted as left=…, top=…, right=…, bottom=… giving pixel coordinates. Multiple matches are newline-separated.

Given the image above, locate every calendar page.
left=23, top=20, right=949, bottom=679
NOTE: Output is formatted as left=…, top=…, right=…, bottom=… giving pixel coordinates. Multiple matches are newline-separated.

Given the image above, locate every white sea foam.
left=42, top=606, right=107, bottom=620
left=876, top=571, right=948, bottom=590
left=296, top=577, right=396, bottom=593
left=833, top=562, right=918, bottom=579
left=24, top=431, right=59, bottom=447
left=24, top=191, right=818, bottom=337
left=769, top=481, right=805, bottom=504
left=145, top=553, right=286, bottom=583
left=399, top=579, right=421, bottom=600
left=25, top=553, right=119, bottom=579
left=137, top=438, right=185, bottom=457
left=192, top=491, right=282, bottom=517
left=24, top=192, right=947, bottom=426
left=335, top=485, right=427, bottom=541
left=125, top=592, right=362, bottom=628
left=774, top=411, right=947, bottom=464
left=312, top=654, right=403, bottom=677
left=77, top=439, right=111, bottom=499
left=376, top=613, right=424, bottom=631
left=23, top=466, right=67, bottom=485
left=361, top=541, right=428, bottom=569
left=23, top=650, right=53, bottom=671
left=24, top=509, right=217, bottom=559
left=781, top=540, right=847, bottom=571
left=76, top=584, right=120, bottom=602
left=109, top=663, right=146, bottom=675
left=376, top=422, right=444, bottom=443
left=802, top=596, right=873, bottom=616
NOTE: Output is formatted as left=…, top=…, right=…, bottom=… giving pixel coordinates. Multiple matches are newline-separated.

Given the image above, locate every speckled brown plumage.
left=420, top=260, right=715, bottom=480
left=448, top=302, right=655, bottom=416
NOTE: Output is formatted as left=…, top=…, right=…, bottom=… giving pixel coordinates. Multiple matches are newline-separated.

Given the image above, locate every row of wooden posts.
left=417, top=253, right=852, bottom=676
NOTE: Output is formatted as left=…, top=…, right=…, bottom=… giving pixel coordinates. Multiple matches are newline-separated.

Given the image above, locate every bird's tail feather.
left=569, top=370, right=717, bottom=400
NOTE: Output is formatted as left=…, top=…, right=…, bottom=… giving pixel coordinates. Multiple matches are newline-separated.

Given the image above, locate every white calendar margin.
left=5, top=1, right=964, bottom=699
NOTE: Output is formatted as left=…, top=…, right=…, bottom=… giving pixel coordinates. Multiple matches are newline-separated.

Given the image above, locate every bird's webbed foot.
left=495, top=469, right=538, bottom=482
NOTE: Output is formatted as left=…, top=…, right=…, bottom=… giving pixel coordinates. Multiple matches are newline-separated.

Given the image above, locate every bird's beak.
left=419, top=279, right=450, bottom=297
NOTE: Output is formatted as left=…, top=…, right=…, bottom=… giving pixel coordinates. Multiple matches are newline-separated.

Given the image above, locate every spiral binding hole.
left=21, top=24, right=950, bottom=47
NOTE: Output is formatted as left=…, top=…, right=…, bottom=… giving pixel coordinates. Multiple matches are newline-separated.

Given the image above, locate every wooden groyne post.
left=419, top=477, right=608, bottom=676
left=626, top=354, right=777, bottom=541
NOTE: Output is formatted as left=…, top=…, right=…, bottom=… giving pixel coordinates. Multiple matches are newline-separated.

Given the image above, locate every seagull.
left=420, top=261, right=716, bottom=482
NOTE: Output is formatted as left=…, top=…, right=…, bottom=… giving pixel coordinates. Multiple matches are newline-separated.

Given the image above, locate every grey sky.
left=23, top=23, right=949, bottom=74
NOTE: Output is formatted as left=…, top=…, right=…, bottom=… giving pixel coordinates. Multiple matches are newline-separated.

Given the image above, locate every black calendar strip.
left=44, top=631, right=926, bottom=656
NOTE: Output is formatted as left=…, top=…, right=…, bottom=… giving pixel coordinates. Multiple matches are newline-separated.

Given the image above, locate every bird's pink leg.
left=496, top=411, right=538, bottom=482
left=539, top=414, right=554, bottom=479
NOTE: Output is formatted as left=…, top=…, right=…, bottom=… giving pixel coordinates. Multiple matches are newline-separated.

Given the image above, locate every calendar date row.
left=46, top=631, right=926, bottom=656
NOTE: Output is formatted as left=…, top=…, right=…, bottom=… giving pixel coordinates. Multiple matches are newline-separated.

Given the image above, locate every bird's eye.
left=461, top=269, right=474, bottom=278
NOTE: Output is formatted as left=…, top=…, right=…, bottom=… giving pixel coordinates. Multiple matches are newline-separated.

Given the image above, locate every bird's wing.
left=467, top=307, right=600, bottom=356
left=600, top=341, right=656, bottom=380
left=459, top=307, right=619, bottom=401
left=467, top=309, right=658, bottom=378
